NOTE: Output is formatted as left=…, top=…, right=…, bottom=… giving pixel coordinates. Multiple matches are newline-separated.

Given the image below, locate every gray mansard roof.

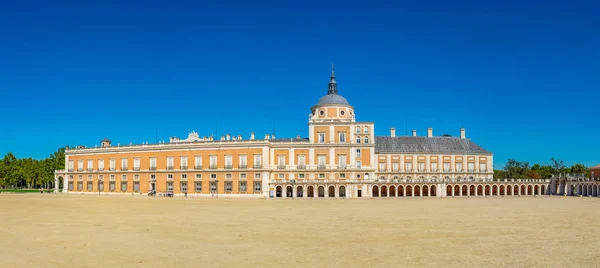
left=375, top=136, right=491, bottom=154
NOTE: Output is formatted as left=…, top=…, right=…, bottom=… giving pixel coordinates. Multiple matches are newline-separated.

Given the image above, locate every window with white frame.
left=239, top=155, right=247, bottom=168
left=167, top=157, right=174, bottom=170
left=298, top=173, right=305, bottom=179
left=87, top=181, right=93, bottom=191
left=167, top=174, right=173, bottom=179
left=340, top=173, right=346, bottom=178
left=406, top=162, right=413, bottom=171
left=392, top=163, right=399, bottom=171
left=355, top=126, right=361, bottom=133
left=479, top=163, right=487, bottom=172
left=110, top=174, right=115, bottom=180
left=364, top=127, right=369, bottom=134
left=77, top=160, right=83, bottom=171
left=456, top=163, right=463, bottom=172
left=68, top=182, right=74, bottom=190
left=278, top=173, right=284, bottom=179
left=87, top=160, right=93, bottom=170
left=99, top=175, right=104, bottom=181
left=109, top=181, right=115, bottom=191
left=338, top=155, right=346, bottom=168
left=150, top=157, right=156, bottom=170
left=121, top=175, right=127, bottom=181
left=253, top=155, right=261, bottom=167
left=180, top=181, right=188, bottom=192
left=166, top=182, right=173, bottom=191
left=364, top=136, right=369, bottom=144
left=180, top=156, right=188, bottom=169
left=356, top=149, right=361, bottom=157
left=298, top=154, right=306, bottom=167
left=431, top=162, right=438, bottom=172
left=379, top=163, right=386, bottom=172
left=318, top=155, right=326, bottom=167
left=339, top=132, right=346, bottom=143
left=87, top=175, right=92, bottom=181
left=78, top=175, right=82, bottom=180
left=356, top=136, right=361, bottom=144
left=225, top=181, right=232, bottom=192
left=225, top=155, right=232, bottom=168
left=240, top=173, right=246, bottom=179
left=254, top=182, right=261, bottom=192
left=444, top=163, right=450, bottom=172
left=318, top=132, right=325, bottom=143
left=77, top=181, right=83, bottom=191
left=121, top=180, right=127, bottom=192
left=109, top=159, right=116, bottom=171
left=239, top=181, right=247, bottom=192
left=356, top=160, right=362, bottom=169
left=225, top=173, right=232, bottom=179
left=195, top=174, right=202, bottom=180
left=194, top=156, right=202, bottom=169
left=468, top=162, right=475, bottom=172
left=195, top=181, right=202, bottom=192
left=181, top=174, right=187, bottom=180
left=278, top=155, right=285, bottom=167
left=210, top=181, right=217, bottom=192
left=418, top=163, right=425, bottom=172
left=319, top=173, right=325, bottom=179
left=133, top=181, right=140, bottom=192
left=210, top=156, right=217, bottom=168
left=134, top=174, right=139, bottom=180
left=121, top=158, right=128, bottom=170
left=210, top=174, right=217, bottom=179
left=98, top=159, right=104, bottom=171
left=68, top=160, right=74, bottom=171
left=134, top=158, right=140, bottom=170
left=254, top=173, right=261, bottom=179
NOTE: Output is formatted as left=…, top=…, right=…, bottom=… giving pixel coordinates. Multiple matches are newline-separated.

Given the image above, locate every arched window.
left=356, top=127, right=361, bottom=133
left=356, top=136, right=361, bottom=144
left=364, top=136, right=369, bottom=144
left=364, top=173, right=370, bottom=180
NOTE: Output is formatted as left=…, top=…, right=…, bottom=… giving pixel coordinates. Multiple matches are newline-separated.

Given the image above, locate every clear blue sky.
left=1, top=0, right=599, bottom=168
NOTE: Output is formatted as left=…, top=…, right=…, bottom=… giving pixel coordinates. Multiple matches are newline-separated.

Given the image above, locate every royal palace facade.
left=54, top=69, right=600, bottom=198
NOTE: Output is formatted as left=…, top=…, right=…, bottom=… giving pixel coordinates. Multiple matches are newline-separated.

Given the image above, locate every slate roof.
left=315, top=93, right=350, bottom=106
left=375, top=136, right=491, bottom=154
left=590, top=164, right=600, bottom=169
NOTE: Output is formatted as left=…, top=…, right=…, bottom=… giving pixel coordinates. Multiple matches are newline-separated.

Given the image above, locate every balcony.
left=150, top=167, right=157, bottom=171
left=356, top=165, right=362, bottom=169
left=338, top=165, right=347, bottom=169
left=317, top=164, right=326, bottom=170
left=194, top=166, right=202, bottom=170
left=68, top=169, right=74, bottom=172
left=181, top=166, right=188, bottom=170
left=167, top=166, right=174, bottom=170
left=77, top=168, right=83, bottom=172
left=121, top=167, right=128, bottom=171
left=110, top=168, right=116, bottom=171
left=210, top=165, right=217, bottom=170
left=297, top=165, right=306, bottom=170
left=468, top=169, right=474, bottom=172
left=277, top=165, right=286, bottom=170
left=87, top=168, right=93, bottom=172
left=225, top=165, right=233, bottom=169
left=98, top=168, right=104, bottom=171
left=253, top=164, right=262, bottom=169
left=134, top=167, right=140, bottom=171
left=239, top=165, right=247, bottom=169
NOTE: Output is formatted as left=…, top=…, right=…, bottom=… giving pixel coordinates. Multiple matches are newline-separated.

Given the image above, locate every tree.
left=551, top=158, right=566, bottom=174
left=526, top=170, right=541, bottom=179
left=493, top=170, right=507, bottom=180
left=503, top=159, right=530, bottom=179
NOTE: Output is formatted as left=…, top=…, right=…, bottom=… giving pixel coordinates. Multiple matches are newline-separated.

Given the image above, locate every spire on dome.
left=327, top=63, right=338, bottom=94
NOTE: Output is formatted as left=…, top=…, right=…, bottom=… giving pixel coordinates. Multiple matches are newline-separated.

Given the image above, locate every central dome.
left=312, top=65, right=352, bottom=108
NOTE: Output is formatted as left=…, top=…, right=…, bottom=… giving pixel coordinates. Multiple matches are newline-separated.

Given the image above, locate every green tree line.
left=494, top=157, right=590, bottom=180
left=0, top=147, right=67, bottom=189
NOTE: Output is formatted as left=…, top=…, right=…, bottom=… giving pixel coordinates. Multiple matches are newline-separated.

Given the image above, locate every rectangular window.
left=68, top=182, right=74, bottom=190
left=339, top=132, right=346, bottom=143
left=356, top=149, right=361, bottom=157
left=181, top=174, right=187, bottom=180
left=195, top=174, right=202, bottom=180
left=109, top=159, right=116, bottom=171
left=298, top=154, right=306, bottom=168
left=356, top=126, right=361, bottom=133
left=167, top=157, right=174, bottom=170
left=239, top=155, right=247, bottom=168
left=133, top=182, right=140, bottom=192
left=121, top=175, right=127, bottom=181
left=77, top=181, right=83, bottom=191
left=121, top=158, right=128, bottom=171
left=456, top=163, right=463, bottom=172
left=121, top=181, right=127, bottom=192
left=254, top=173, right=261, bottom=179
left=98, top=160, right=104, bottom=171
left=225, top=155, right=232, bottom=169
left=210, top=156, right=217, bottom=169
left=418, top=163, right=425, bottom=172
left=98, top=181, right=104, bottom=191
left=356, top=160, right=362, bottom=169
left=379, top=163, right=386, bottom=172
left=319, top=173, right=325, bottom=179
left=278, top=155, right=285, bottom=167
left=240, top=173, right=247, bottom=179
left=88, top=175, right=92, bottom=181
left=87, top=159, right=93, bottom=171
left=431, top=162, right=438, bottom=172
left=210, top=174, right=217, bottom=179
left=318, top=132, right=325, bottom=143
left=180, top=181, right=188, bottom=192
left=166, top=182, right=173, bottom=191
left=150, top=157, right=157, bottom=170
left=278, top=174, right=285, bottom=179
left=239, top=181, right=247, bottom=192
left=253, top=155, right=262, bottom=168
left=87, top=181, right=93, bottom=191
left=110, top=174, right=115, bottom=181
left=78, top=175, right=82, bottom=180
left=298, top=173, right=305, bottom=179
left=226, top=173, right=232, bottom=179
left=318, top=155, right=326, bottom=167
left=134, top=174, right=139, bottom=180
left=406, top=163, right=413, bottom=171
left=392, top=163, right=399, bottom=171
left=194, top=156, right=202, bottom=169
left=338, top=155, right=346, bottom=168
left=444, top=163, right=450, bottom=172
left=77, top=160, right=83, bottom=171
left=468, top=163, right=475, bottom=172
left=68, top=160, right=74, bottom=171
left=181, top=156, right=188, bottom=170
left=134, top=158, right=140, bottom=171
left=195, top=181, right=202, bottom=192
left=364, top=127, right=369, bottom=134
left=340, top=173, right=346, bottom=178
left=253, top=181, right=261, bottom=192
left=356, top=136, right=361, bottom=144
left=167, top=174, right=173, bottom=179
left=210, top=181, right=217, bottom=192
left=109, top=182, right=115, bottom=192
left=480, top=163, right=487, bottom=172
left=99, top=175, right=104, bottom=181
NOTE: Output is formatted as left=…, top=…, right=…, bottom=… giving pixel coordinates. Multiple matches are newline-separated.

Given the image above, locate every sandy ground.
left=0, top=194, right=598, bottom=268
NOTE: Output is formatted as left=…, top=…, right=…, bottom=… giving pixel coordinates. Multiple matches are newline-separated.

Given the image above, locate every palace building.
left=54, top=68, right=599, bottom=198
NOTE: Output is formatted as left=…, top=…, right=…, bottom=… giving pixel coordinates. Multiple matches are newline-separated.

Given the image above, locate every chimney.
left=250, top=132, right=255, bottom=140
left=390, top=128, right=396, bottom=137
left=428, top=128, right=433, bottom=137
left=272, top=134, right=276, bottom=140
left=265, top=133, right=270, bottom=140
left=412, top=130, right=417, bottom=137
left=296, top=135, right=301, bottom=139
left=226, top=133, right=231, bottom=140
left=460, top=128, right=466, bottom=139
left=220, top=135, right=225, bottom=141
left=238, top=135, right=242, bottom=140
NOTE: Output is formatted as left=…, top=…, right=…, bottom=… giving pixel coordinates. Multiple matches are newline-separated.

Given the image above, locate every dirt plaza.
left=0, top=194, right=598, bottom=268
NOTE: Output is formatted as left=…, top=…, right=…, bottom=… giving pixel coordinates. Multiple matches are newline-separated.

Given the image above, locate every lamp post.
left=291, top=179, right=296, bottom=200
left=215, top=179, right=219, bottom=199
